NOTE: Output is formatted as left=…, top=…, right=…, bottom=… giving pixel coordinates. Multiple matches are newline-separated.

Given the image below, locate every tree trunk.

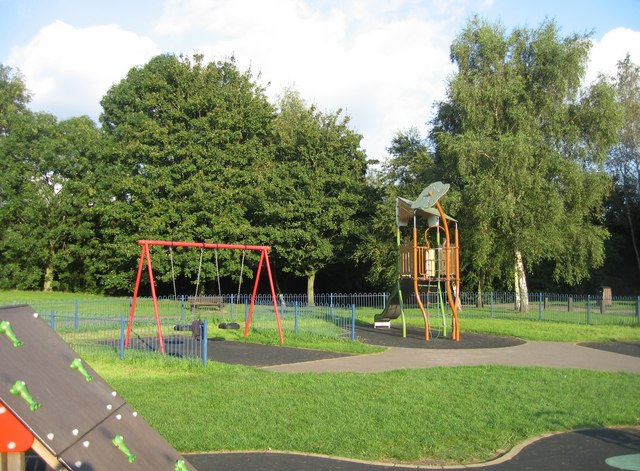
left=307, top=271, right=316, bottom=306
left=514, top=250, right=528, bottom=312
left=476, top=280, right=483, bottom=308
left=43, top=265, right=54, bottom=292
left=43, top=241, right=55, bottom=292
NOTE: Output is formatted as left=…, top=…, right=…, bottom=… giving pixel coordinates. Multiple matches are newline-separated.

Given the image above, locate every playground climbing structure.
left=0, top=304, right=196, bottom=470
left=375, top=182, right=461, bottom=341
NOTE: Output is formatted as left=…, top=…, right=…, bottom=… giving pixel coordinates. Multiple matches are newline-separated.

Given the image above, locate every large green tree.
left=430, top=18, right=622, bottom=309
left=254, top=89, right=368, bottom=302
left=98, top=54, right=275, bottom=294
left=0, top=64, right=103, bottom=291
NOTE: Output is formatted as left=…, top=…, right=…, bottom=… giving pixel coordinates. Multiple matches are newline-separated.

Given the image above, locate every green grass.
left=460, top=318, right=640, bottom=342
left=0, top=289, right=108, bottom=303
left=88, top=355, right=640, bottom=465
left=356, top=307, right=640, bottom=343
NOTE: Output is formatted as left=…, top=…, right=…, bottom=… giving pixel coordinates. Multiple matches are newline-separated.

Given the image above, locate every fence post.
left=119, top=316, right=125, bottom=360
left=50, top=310, right=55, bottom=330
left=490, top=292, right=494, bottom=318
left=230, top=294, right=235, bottom=321
left=568, top=296, right=574, bottom=312
left=636, top=297, right=640, bottom=325
left=587, top=295, right=592, bottom=325
left=539, top=293, right=543, bottom=321
left=202, top=319, right=208, bottom=367
left=244, top=299, right=249, bottom=325
left=180, top=295, right=185, bottom=321
left=74, top=299, right=79, bottom=330
left=294, top=302, right=299, bottom=336
left=351, top=304, right=356, bottom=341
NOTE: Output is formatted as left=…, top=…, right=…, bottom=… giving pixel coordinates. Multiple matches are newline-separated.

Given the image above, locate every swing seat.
left=187, top=295, right=224, bottom=311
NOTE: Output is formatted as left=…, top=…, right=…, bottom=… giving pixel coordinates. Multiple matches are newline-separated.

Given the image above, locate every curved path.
left=185, top=427, right=640, bottom=470
left=255, top=325, right=640, bottom=373
left=263, top=340, right=640, bottom=373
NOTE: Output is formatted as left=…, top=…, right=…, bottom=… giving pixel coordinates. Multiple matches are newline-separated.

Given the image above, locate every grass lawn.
left=89, top=355, right=640, bottom=465
left=2, top=289, right=639, bottom=464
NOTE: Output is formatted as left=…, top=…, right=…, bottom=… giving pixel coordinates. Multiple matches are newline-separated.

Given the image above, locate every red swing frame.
left=125, top=239, right=285, bottom=354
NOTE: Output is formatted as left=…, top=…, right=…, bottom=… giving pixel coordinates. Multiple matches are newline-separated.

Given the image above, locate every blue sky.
left=1, top=0, right=639, bottom=160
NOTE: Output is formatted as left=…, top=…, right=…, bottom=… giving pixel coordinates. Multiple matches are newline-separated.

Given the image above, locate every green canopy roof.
left=396, top=182, right=456, bottom=227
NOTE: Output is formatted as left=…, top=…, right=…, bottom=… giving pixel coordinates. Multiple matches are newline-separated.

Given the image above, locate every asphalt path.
left=184, top=427, right=640, bottom=471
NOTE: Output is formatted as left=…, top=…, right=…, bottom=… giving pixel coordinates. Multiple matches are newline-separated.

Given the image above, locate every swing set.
left=375, top=182, right=461, bottom=341
left=125, top=240, right=285, bottom=355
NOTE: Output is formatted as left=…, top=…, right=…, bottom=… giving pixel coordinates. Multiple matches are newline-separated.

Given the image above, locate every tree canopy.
left=97, top=53, right=276, bottom=293
left=430, top=17, right=622, bottom=306
left=253, top=89, right=368, bottom=301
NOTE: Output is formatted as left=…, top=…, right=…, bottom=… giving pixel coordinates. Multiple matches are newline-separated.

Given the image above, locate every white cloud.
left=586, top=27, right=640, bottom=84
left=153, top=0, right=462, bottom=160
left=8, top=20, right=159, bottom=119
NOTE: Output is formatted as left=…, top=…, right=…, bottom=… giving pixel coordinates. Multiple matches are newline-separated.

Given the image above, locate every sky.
left=1, top=0, right=639, bottom=162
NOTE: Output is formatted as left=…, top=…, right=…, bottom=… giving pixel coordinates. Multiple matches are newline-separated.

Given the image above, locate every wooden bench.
left=187, top=295, right=224, bottom=311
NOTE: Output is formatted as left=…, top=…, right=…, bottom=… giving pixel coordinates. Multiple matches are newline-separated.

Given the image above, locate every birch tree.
left=430, top=17, right=621, bottom=310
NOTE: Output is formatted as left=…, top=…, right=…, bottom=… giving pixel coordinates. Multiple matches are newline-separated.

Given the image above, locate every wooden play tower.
left=375, top=182, right=461, bottom=341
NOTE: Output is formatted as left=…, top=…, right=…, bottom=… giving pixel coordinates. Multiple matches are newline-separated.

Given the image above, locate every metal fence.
left=22, top=296, right=357, bottom=366
left=8, top=291, right=639, bottom=366
left=453, top=292, right=640, bottom=326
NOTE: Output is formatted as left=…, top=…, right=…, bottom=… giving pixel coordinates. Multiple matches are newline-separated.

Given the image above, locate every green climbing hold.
left=0, top=320, right=24, bottom=347
left=112, top=434, right=136, bottom=463
left=70, top=358, right=93, bottom=382
left=10, top=380, right=41, bottom=411
left=175, top=458, right=189, bottom=470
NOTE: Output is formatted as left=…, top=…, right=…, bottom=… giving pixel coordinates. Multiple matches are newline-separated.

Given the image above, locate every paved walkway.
left=264, top=340, right=640, bottom=373
left=185, top=427, right=640, bottom=470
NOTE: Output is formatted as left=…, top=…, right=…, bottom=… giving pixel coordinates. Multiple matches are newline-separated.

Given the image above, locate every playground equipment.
left=127, top=240, right=285, bottom=354
left=375, top=182, right=461, bottom=341
left=0, top=304, right=196, bottom=470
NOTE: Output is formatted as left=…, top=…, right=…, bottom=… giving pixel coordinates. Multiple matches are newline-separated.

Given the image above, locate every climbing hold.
left=9, top=380, right=40, bottom=411
left=112, top=434, right=136, bottom=463
left=0, top=320, right=24, bottom=347
left=70, top=358, right=93, bottom=382
left=175, top=458, right=189, bottom=470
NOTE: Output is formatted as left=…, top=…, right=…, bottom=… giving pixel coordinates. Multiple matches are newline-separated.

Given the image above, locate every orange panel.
left=0, top=400, right=34, bottom=452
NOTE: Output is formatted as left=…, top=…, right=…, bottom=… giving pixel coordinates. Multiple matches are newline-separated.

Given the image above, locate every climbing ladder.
left=0, top=304, right=195, bottom=470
